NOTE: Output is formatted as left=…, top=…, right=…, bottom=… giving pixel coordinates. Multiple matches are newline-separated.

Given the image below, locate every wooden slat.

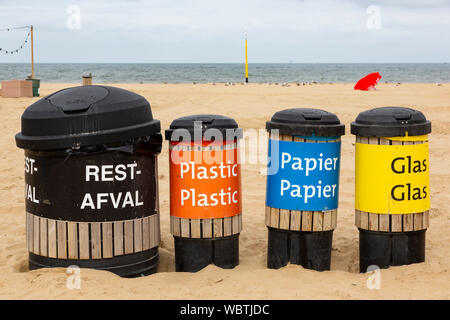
left=150, top=214, right=160, bottom=248
left=33, top=214, right=40, bottom=254
left=270, top=207, right=279, bottom=228
left=47, top=219, right=57, bottom=258
left=355, top=209, right=361, bottom=228
left=124, top=220, right=134, bottom=254
left=57, top=221, right=67, bottom=259
left=265, top=206, right=271, bottom=227
left=67, top=222, right=78, bottom=259
left=134, top=218, right=143, bottom=252
left=91, top=222, right=102, bottom=259
left=213, top=218, right=223, bottom=238
left=202, top=218, right=213, bottom=238
left=78, top=222, right=90, bottom=259
left=391, top=214, right=403, bottom=232
left=331, top=209, right=337, bottom=229
left=414, top=212, right=423, bottom=231
left=102, top=222, right=113, bottom=258
left=301, top=211, right=312, bottom=231
left=223, top=217, right=232, bottom=236
left=39, top=217, right=48, bottom=257
left=232, top=215, right=239, bottom=235
left=190, top=219, right=201, bottom=238
left=313, top=211, right=323, bottom=231
left=290, top=210, right=301, bottom=231
left=378, top=214, right=390, bottom=232
left=238, top=213, right=242, bottom=233
left=359, top=211, right=369, bottom=230
left=403, top=214, right=413, bottom=232
left=142, top=216, right=150, bottom=250
left=26, top=213, right=33, bottom=253
left=323, top=210, right=333, bottom=231
left=368, top=212, right=379, bottom=231
left=180, top=218, right=190, bottom=238
left=113, top=221, right=124, bottom=256
left=172, top=216, right=181, bottom=237
left=279, top=209, right=290, bottom=230
left=423, top=210, right=430, bottom=229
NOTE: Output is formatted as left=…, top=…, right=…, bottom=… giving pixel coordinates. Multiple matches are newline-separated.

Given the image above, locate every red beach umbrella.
left=354, top=72, right=382, bottom=91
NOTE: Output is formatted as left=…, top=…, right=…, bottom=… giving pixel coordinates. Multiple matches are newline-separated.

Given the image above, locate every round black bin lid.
left=165, top=114, right=242, bottom=141
left=266, top=108, right=345, bottom=136
left=351, top=106, right=431, bottom=137
left=16, top=85, right=161, bottom=150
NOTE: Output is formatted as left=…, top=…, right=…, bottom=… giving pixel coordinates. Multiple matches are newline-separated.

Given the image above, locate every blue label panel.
left=266, top=139, right=341, bottom=211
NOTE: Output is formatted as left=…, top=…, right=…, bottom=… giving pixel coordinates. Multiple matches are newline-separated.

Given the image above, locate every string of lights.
left=0, top=26, right=31, bottom=55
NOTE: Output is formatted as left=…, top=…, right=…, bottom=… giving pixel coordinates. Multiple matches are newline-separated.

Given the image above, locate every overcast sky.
left=1, top=0, right=449, bottom=63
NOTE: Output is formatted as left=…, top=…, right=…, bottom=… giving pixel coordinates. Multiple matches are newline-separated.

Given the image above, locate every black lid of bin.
left=165, top=114, right=242, bottom=141
left=266, top=108, right=345, bottom=136
left=15, top=85, right=161, bottom=150
left=351, top=106, right=431, bottom=137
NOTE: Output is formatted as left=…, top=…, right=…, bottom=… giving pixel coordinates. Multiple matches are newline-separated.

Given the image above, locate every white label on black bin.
left=81, top=163, right=144, bottom=210
left=24, top=156, right=39, bottom=203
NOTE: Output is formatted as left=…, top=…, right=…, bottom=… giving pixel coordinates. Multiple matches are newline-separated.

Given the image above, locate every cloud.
left=0, top=0, right=449, bottom=62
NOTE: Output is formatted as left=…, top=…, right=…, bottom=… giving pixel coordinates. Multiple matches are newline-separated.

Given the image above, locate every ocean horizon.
left=1, top=63, right=449, bottom=84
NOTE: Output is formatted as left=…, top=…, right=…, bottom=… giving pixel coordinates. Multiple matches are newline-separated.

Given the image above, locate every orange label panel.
left=170, top=142, right=242, bottom=219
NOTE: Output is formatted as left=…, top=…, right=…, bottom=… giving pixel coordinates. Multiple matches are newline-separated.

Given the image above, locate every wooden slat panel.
left=26, top=213, right=33, bottom=253
left=232, top=215, right=239, bottom=235
left=124, top=220, right=134, bottom=254
left=202, top=218, right=213, bottom=238
left=279, top=209, right=290, bottom=230
left=57, top=221, right=67, bottom=259
left=113, top=221, right=124, bottom=256
left=238, top=213, right=242, bottom=233
left=265, top=206, right=271, bottom=227
left=213, top=218, right=223, bottom=238
left=359, top=211, right=369, bottom=230
left=39, top=217, right=48, bottom=257
left=331, top=209, right=337, bottom=229
left=67, top=222, right=78, bottom=259
left=223, top=217, right=232, bottom=237
left=180, top=218, right=190, bottom=238
left=391, top=214, right=403, bottom=232
left=270, top=207, right=279, bottom=228
left=301, top=211, right=312, bottom=231
left=323, top=210, right=333, bottom=231
left=403, top=214, right=413, bottom=232
left=423, top=210, right=430, bottom=229
left=102, top=222, right=113, bottom=258
left=47, top=219, right=57, bottom=258
left=172, top=216, right=181, bottom=237
left=190, top=219, right=201, bottom=238
left=414, top=212, right=424, bottom=231
left=78, top=222, right=90, bottom=260
left=142, top=216, right=150, bottom=250
left=290, top=210, right=301, bottom=231
left=368, top=213, right=379, bottom=231
left=312, top=211, right=323, bottom=231
left=149, top=214, right=159, bottom=248
left=379, top=214, right=390, bottom=232
left=33, top=214, right=40, bottom=255
left=91, top=222, right=102, bottom=259
left=133, top=218, right=143, bottom=252
left=355, top=210, right=361, bottom=228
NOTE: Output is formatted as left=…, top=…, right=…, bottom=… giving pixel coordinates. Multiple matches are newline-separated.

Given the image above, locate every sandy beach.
left=0, top=82, right=449, bottom=299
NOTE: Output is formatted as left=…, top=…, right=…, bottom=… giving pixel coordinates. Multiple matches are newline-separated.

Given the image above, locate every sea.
left=0, top=63, right=449, bottom=83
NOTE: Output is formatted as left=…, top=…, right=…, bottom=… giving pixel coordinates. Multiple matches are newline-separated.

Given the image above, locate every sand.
left=0, top=82, right=449, bottom=299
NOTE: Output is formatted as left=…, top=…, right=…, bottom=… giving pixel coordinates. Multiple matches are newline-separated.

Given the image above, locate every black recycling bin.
left=16, top=85, right=163, bottom=277
left=165, top=115, right=243, bottom=272
left=351, top=107, right=431, bottom=272
left=265, top=108, right=345, bottom=271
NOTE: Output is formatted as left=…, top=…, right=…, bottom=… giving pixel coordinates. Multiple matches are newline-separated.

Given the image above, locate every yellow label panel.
left=355, top=142, right=430, bottom=214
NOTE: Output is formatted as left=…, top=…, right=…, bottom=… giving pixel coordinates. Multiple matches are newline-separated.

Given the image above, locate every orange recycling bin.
left=165, top=115, right=243, bottom=272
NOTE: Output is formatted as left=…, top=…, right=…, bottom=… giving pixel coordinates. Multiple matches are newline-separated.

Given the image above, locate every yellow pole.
left=245, top=36, right=249, bottom=83
left=30, top=25, right=34, bottom=79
